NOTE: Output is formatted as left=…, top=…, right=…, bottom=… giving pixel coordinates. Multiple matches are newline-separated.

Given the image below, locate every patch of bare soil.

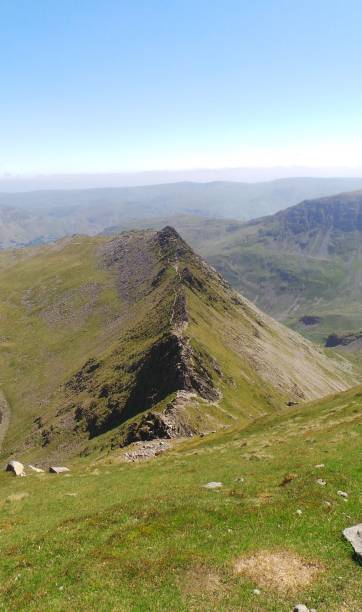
left=235, top=550, right=322, bottom=593
left=178, top=565, right=222, bottom=596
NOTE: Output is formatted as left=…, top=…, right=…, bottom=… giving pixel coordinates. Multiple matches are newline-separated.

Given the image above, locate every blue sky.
left=1, top=0, right=362, bottom=174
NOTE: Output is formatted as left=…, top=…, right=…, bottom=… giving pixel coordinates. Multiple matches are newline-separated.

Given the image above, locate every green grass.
left=0, top=386, right=362, bottom=610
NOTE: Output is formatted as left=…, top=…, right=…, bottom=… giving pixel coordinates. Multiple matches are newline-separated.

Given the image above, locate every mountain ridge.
left=0, top=226, right=354, bottom=463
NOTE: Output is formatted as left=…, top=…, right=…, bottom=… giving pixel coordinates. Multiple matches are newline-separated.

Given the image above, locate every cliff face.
left=276, top=192, right=362, bottom=237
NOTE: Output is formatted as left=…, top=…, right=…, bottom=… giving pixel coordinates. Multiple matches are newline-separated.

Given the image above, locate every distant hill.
left=0, top=227, right=352, bottom=463
left=3, top=177, right=362, bottom=248
left=193, top=191, right=362, bottom=345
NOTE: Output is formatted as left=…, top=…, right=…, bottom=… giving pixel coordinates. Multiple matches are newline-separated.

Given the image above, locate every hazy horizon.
left=2, top=166, right=362, bottom=192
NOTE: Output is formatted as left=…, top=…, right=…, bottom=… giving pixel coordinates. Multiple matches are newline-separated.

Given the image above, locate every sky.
left=1, top=0, right=362, bottom=176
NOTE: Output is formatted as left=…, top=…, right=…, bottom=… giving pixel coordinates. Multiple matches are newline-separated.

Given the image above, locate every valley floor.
left=0, top=387, right=362, bottom=610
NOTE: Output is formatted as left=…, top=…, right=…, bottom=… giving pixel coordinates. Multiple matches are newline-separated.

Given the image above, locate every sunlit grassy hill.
left=0, top=385, right=362, bottom=610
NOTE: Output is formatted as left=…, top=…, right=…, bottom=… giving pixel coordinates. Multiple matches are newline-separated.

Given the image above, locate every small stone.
left=337, top=490, right=348, bottom=498
left=5, top=460, right=25, bottom=477
left=324, top=501, right=332, bottom=508
left=296, top=509, right=303, bottom=516
left=235, top=477, right=244, bottom=483
left=293, top=605, right=310, bottom=612
left=203, top=481, right=223, bottom=489
left=317, top=479, right=326, bottom=486
left=253, top=588, right=261, bottom=595
left=49, top=466, right=70, bottom=474
left=315, top=464, right=325, bottom=468
left=343, top=523, right=362, bottom=561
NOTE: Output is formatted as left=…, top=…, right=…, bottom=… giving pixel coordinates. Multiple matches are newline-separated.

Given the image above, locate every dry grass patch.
left=235, top=550, right=322, bottom=593
left=178, top=564, right=222, bottom=597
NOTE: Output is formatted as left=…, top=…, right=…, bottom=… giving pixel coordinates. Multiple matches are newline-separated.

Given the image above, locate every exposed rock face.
left=279, top=192, right=362, bottom=235
left=343, top=524, right=362, bottom=562
left=5, top=460, right=25, bottom=476
left=123, top=334, right=220, bottom=418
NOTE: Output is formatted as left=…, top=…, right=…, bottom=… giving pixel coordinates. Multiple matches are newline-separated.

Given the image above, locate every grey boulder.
left=343, top=523, right=362, bottom=562
left=5, top=460, right=25, bottom=476
left=49, top=466, right=70, bottom=474
left=203, top=481, right=223, bottom=489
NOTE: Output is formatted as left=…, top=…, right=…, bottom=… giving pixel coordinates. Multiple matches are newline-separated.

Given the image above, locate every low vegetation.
left=0, top=386, right=361, bottom=610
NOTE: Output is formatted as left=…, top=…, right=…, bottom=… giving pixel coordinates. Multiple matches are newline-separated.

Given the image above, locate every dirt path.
left=0, top=390, right=10, bottom=452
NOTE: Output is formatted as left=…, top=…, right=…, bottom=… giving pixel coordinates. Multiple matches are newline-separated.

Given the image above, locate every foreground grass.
left=0, top=387, right=362, bottom=610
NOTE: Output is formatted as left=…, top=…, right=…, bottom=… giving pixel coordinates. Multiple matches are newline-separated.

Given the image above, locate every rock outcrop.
left=5, top=460, right=25, bottom=476
left=343, top=523, right=362, bottom=562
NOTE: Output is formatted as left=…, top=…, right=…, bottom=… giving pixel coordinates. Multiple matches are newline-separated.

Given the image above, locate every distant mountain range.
left=2, top=177, right=362, bottom=248
left=2, top=166, right=362, bottom=191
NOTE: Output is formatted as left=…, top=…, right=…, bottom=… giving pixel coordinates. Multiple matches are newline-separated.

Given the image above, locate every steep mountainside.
left=192, top=191, right=362, bottom=345
left=0, top=228, right=353, bottom=463
left=3, top=177, right=362, bottom=248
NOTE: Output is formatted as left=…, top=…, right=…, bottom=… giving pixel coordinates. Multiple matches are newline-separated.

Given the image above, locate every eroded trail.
left=0, top=390, right=10, bottom=452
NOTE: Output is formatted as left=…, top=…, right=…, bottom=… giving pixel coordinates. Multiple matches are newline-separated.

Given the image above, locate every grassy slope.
left=0, top=236, right=124, bottom=454
left=0, top=386, right=361, bottom=610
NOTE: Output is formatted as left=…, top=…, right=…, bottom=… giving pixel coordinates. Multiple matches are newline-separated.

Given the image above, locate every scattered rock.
left=253, top=588, right=261, bottom=595
left=317, top=479, right=326, bottom=486
left=49, top=466, right=70, bottom=474
left=28, top=464, right=45, bottom=473
left=296, top=509, right=303, bottom=516
left=5, top=460, right=25, bottom=477
left=315, top=464, right=325, bottom=469
left=203, top=481, right=223, bottom=489
left=343, top=524, right=362, bottom=562
left=337, top=490, right=348, bottom=498
left=293, top=606, right=310, bottom=612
